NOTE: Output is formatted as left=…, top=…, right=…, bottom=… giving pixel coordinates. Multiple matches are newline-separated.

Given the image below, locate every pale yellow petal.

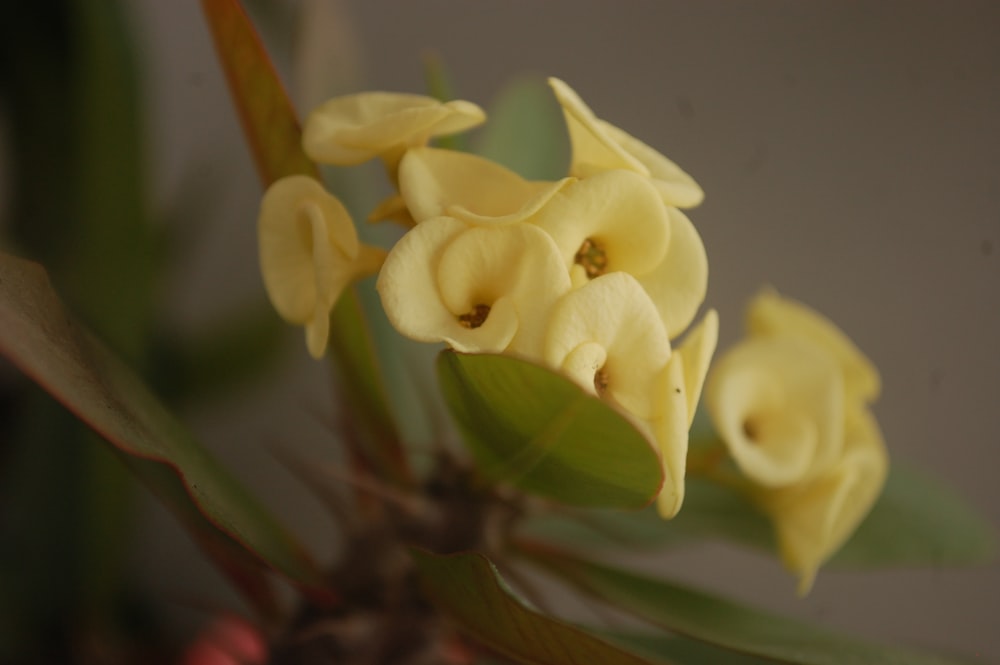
left=305, top=299, right=330, bottom=360
left=303, top=92, right=485, bottom=166
left=435, top=223, right=571, bottom=359
left=547, top=77, right=646, bottom=177
left=532, top=170, right=670, bottom=280
left=747, top=289, right=881, bottom=403
left=599, top=120, right=704, bottom=208
left=258, top=175, right=359, bottom=325
left=637, top=206, right=708, bottom=338
left=544, top=273, right=671, bottom=419
left=376, top=216, right=480, bottom=344
left=398, top=147, right=572, bottom=225
left=377, top=218, right=569, bottom=356
left=706, top=336, right=845, bottom=487
left=652, top=353, right=690, bottom=518
left=762, top=407, right=888, bottom=594
left=676, top=309, right=719, bottom=427
left=548, top=78, right=704, bottom=209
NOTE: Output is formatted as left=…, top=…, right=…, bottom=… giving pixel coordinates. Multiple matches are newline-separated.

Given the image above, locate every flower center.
left=742, top=418, right=759, bottom=442
left=574, top=237, right=608, bottom=279
left=594, top=366, right=610, bottom=396
left=458, top=304, right=491, bottom=329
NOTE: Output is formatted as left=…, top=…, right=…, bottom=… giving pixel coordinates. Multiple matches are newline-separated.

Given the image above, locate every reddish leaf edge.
left=0, top=252, right=335, bottom=609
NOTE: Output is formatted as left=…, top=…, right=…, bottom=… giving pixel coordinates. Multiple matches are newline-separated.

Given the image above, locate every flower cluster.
left=705, top=290, right=888, bottom=592
left=257, top=79, right=718, bottom=518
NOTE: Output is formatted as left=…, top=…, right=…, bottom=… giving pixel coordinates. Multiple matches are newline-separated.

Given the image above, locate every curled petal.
left=547, top=77, right=645, bottom=175
left=637, top=206, right=709, bottom=338
left=761, top=407, right=889, bottom=594
left=376, top=217, right=570, bottom=356
left=398, top=147, right=573, bottom=225
left=652, top=353, right=690, bottom=518
left=532, top=170, right=670, bottom=284
left=747, top=289, right=881, bottom=403
left=544, top=272, right=671, bottom=419
left=706, top=336, right=845, bottom=487
left=259, top=176, right=384, bottom=358
left=649, top=309, right=718, bottom=518
left=599, top=121, right=704, bottom=208
left=303, top=92, right=485, bottom=167
left=676, top=309, right=719, bottom=427
left=548, top=77, right=704, bottom=208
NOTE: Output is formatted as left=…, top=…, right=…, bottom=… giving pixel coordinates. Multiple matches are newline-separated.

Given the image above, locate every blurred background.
left=1, top=0, right=998, bottom=662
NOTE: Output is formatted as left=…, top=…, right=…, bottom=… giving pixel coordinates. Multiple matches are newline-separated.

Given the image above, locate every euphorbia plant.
left=0, top=1, right=994, bottom=663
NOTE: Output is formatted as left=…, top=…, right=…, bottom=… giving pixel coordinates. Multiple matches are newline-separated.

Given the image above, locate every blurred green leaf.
left=410, top=549, right=666, bottom=665
left=522, top=546, right=979, bottom=665
left=437, top=351, right=663, bottom=509
left=0, top=251, right=330, bottom=603
left=476, top=76, right=569, bottom=180
left=518, top=478, right=772, bottom=551
left=524, top=462, right=996, bottom=574
left=153, top=301, right=288, bottom=404
left=831, top=463, right=997, bottom=568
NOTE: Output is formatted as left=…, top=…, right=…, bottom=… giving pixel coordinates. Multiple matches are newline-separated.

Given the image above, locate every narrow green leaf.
left=200, top=0, right=316, bottom=183
left=476, top=76, right=569, bottom=181
left=0, top=251, right=330, bottom=600
left=437, top=351, right=663, bottom=509
left=522, top=546, right=979, bottom=665
left=831, top=463, right=997, bottom=568
left=410, top=549, right=668, bottom=665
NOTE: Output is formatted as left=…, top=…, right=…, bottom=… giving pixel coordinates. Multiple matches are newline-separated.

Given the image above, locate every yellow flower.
left=761, top=407, right=888, bottom=594
left=705, top=290, right=888, bottom=591
left=543, top=272, right=671, bottom=421
left=396, top=147, right=573, bottom=225
left=302, top=91, right=486, bottom=174
left=258, top=175, right=385, bottom=359
left=375, top=216, right=571, bottom=358
left=548, top=77, right=704, bottom=209
left=650, top=309, right=719, bottom=518
left=707, top=336, right=846, bottom=487
left=747, top=289, right=880, bottom=403
left=531, top=170, right=708, bottom=338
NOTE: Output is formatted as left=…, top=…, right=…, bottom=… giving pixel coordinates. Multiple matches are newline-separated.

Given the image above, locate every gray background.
left=94, top=0, right=1000, bottom=660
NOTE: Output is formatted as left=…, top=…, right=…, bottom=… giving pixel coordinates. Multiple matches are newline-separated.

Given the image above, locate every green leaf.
left=437, top=351, right=663, bottom=509
left=517, top=478, right=772, bottom=551
left=831, top=463, right=997, bottom=568
left=410, top=549, right=667, bottom=665
left=602, top=632, right=773, bottom=665
left=200, top=0, right=316, bottom=184
left=152, top=301, right=289, bottom=404
left=525, top=462, right=996, bottom=573
left=0, top=251, right=330, bottom=603
left=476, top=75, right=569, bottom=181
left=522, top=547, right=979, bottom=665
